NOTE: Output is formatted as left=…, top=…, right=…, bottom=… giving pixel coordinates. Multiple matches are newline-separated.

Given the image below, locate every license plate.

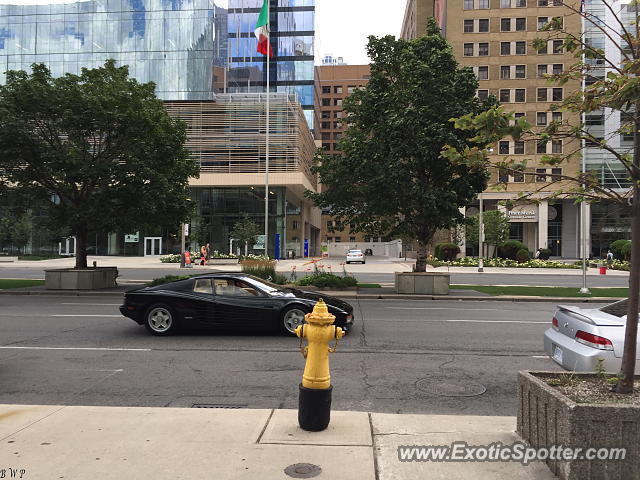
left=552, top=344, right=563, bottom=364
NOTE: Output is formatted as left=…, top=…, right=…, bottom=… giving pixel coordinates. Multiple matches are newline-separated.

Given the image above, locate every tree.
left=0, top=60, right=198, bottom=269
left=465, top=210, right=511, bottom=257
left=11, top=213, right=32, bottom=255
left=193, top=219, right=210, bottom=251
left=443, top=0, right=640, bottom=393
left=306, top=19, right=491, bottom=272
left=230, top=214, right=261, bottom=255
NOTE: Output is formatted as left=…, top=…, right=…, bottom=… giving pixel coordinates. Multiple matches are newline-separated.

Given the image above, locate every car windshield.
left=241, top=275, right=288, bottom=296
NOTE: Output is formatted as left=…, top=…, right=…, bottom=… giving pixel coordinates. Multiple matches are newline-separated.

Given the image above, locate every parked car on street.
left=120, top=273, right=354, bottom=336
left=346, top=249, right=366, bottom=264
left=544, top=298, right=640, bottom=372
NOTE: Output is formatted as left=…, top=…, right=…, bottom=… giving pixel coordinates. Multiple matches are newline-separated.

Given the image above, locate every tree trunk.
left=75, top=228, right=88, bottom=270
left=415, top=240, right=428, bottom=272
left=615, top=116, right=640, bottom=394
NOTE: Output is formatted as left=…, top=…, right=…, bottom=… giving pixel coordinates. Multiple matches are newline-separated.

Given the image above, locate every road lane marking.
left=532, top=355, right=549, bottom=358
left=447, top=320, right=549, bottom=324
left=60, top=303, right=121, bottom=306
left=0, top=346, right=150, bottom=352
left=386, top=307, right=511, bottom=312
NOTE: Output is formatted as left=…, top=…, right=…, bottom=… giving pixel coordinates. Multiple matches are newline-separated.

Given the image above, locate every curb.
left=0, top=288, right=621, bottom=303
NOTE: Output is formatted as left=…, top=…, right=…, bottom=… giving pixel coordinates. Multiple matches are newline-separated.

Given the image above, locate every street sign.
left=184, top=224, right=189, bottom=236
left=253, top=235, right=265, bottom=250
left=124, top=232, right=139, bottom=243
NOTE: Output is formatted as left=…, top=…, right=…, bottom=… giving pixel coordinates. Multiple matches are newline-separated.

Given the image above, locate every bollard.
left=295, top=299, right=343, bottom=431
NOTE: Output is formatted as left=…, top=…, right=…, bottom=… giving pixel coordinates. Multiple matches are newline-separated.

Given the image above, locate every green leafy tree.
left=11, top=212, right=32, bottom=255
left=443, top=2, right=640, bottom=393
left=0, top=60, right=198, bottom=269
left=0, top=215, right=12, bottom=246
left=307, top=19, right=491, bottom=272
left=230, top=214, right=262, bottom=254
left=194, top=219, right=209, bottom=250
left=465, top=210, right=511, bottom=257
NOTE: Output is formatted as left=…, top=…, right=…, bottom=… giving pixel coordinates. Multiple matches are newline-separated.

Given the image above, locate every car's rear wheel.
left=280, top=306, right=308, bottom=336
left=145, top=304, right=177, bottom=336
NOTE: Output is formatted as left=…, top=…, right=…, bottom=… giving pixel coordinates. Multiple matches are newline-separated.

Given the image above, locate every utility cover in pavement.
left=415, top=376, right=486, bottom=397
left=284, top=463, right=322, bottom=478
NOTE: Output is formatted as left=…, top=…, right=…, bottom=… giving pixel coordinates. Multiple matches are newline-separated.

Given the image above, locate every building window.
left=551, top=168, right=562, bottom=180
left=552, top=63, right=563, bottom=74
left=536, top=168, right=547, bottom=182
left=538, top=17, right=549, bottom=30
left=322, top=86, right=331, bottom=94
left=515, top=64, right=526, bottom=78
left=516, top=0, right=527, bottom=7
left=537, top=88, right=548, bottom=101
left=514, top=89, right=526, bottom=102
left=334, top=237, right=341, bottom=242
left=500, top=89, right=511, bottom=103
left=464, top=43, right=474, bottom=56
left=335, top=111, right=343, bottom=118
left=321, top=111, right=330, bottom=119
left=514, top=112, right=526, bottom=120
left=322, top=98, right=331, bottom=106
left=537, top=141, right=547, bottom=154
left=321, top=121, right=330, bottom=129
left=464, top=19, right=474, bottom=32
left=347, top=85, right=356, bottom=94
left=537, top=64, right=548, bottom=78
left=322, top=143, right=330, bottom=151
left=349, top=236, right=356, bottom=242
left=334, top=86, right=343, bottom=94
left=499, top=140, right=510, bottom=154
left=464, top=0, right=473, bottom=8
left=537, top=112, right=548, bottom=126
left=477, top=89, right=489, bottom=100
left=479, top=0, right=489, bottom=8
left=538, top=0, right=548, bottom=5
left=334, top=121, right=342, bottom=129
left=478, top=43, right=489, bottom=56
left=515, top=41, right=526, bottom=54
left=552, top=111, right=563, bottom=122
left=513, top=170, right=525, bottom=182
left=538, top=42, right=548, bottom=55
left=514, top=140, right=525, bottom=154
left=501, top=18, right=512, bottom=31
left=552, top=40, right=563, bottom=54
left=477, top=65, right=489, bottom=80
left=292, top=220, right=299, bottom=229
left=515, top=17, right=526, bottom=30
left=552, top=140, right=563, bottom=153
left=585, top=113, right=604, bottom=125
left=499, top=168, right=509, bottom=183
left=501, top=42, right=511, bottom=55
left=321, top=133, right=331, bottom=140
left=478, top=18, right=490, bottom=32
left=501, top=66, right=511, bottom=79
left=334, top=99, right=343, bottom=106
left=552, top=88, right=563, bottom=101
left=501, top=0, right=510, bottom=6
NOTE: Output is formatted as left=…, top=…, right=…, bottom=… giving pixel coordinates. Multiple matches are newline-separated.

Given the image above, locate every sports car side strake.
left=119, top=273, right=354, bottom=336
left=544, top=298, right=640, bottom=372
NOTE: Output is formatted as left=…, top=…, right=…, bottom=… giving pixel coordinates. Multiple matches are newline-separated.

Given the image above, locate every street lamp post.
left=478, top=194, right=484, bottom=273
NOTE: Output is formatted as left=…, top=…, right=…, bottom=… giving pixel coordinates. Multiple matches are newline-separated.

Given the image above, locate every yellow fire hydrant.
left=295, top=299, right=343, bottom=431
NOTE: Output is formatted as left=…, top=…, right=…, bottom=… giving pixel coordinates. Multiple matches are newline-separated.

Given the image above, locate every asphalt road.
left=0, top=265, right=629, bottom=287
left=0, top=294, right=594, bottom=416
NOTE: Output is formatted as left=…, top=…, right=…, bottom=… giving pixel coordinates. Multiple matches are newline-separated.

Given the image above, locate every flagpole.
left=264, top=0, right=270, bottom=258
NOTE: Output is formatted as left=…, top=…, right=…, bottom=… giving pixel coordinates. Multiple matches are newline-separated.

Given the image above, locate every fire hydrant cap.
left=305, top=298, right=335, bottom=325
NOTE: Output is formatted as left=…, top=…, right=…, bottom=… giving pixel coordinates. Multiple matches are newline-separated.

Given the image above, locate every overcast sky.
left=10, top=0, right=408, bottom=65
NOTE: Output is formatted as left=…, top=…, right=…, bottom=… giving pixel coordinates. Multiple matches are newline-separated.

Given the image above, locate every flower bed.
left=428, top=257, right=581, bottom=269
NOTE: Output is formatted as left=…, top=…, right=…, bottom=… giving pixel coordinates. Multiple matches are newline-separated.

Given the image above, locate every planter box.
left=208, top=258, right=239, bottom=265
left=45, top=267, right=118, bottom=290
left=517, top=371, right=639, bottom=480
left=0, top=256, right=18, bottom=262
left=395, top=272, right=449, bottom=295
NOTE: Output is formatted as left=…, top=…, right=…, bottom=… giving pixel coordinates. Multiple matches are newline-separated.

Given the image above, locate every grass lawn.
left=0, top=279, right=45, bottom=289
left=450, top=284, right=629, bottom=297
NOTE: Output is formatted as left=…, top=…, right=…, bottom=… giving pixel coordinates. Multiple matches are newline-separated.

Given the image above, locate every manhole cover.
left=415, top=377, right=486, bottom=397
left=284, top=463, right=322, bottom=478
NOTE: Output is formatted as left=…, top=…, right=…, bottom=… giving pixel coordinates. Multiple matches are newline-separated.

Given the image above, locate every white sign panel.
left=253, top=235, right=265, bottom=250
left=124, top=232, right=139, bottom=243
left=507, top=205, right=538, bottom=223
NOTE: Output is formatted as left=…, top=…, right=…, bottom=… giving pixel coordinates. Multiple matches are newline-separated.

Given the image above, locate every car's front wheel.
left=145, top=304, right=177, bottom=336
left=280, top=305, right=308, bottom=336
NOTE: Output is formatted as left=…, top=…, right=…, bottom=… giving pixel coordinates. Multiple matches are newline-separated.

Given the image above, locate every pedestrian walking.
left=535, top=248, right=541, bottom=259
left=606, top=250, right=614, bottom=267
left=205, top=243, right=211, bottom=265
left=200, top=245, right=207, bottom=266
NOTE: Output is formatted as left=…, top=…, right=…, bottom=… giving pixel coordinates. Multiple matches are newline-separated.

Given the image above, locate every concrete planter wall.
left=0, top=256, right=18, bottom=262
left=45, top=267, right=118, bottom=290
left=517, top=371, right=639, bottom=480
left=395, top=272, right=449, bottom=295
left=209, top=258, right=239, bottom=265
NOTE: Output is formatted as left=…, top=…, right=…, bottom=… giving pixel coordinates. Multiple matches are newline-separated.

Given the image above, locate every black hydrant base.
left=298, top=384, right=332, bottom=432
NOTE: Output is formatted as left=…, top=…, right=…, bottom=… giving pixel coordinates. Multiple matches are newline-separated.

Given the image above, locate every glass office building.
left=0, top=0, right=228, bottom=99
left=227, top=0, right=315, bottom=128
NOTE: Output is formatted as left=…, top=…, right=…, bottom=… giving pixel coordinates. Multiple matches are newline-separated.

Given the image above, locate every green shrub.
left=516, top=248, right=531, bottom=263
left=611, top=239, right=631, bottom=261
left=498, top=240, right=529, bottom=260
left=241, top=259, right=277, bottom=281
left=297, top=273, right=357, bottom=289
left=538, top=248, right=552, bottom=260
left=148, top=274, right=194, bottom=286
left=434, top=242, right=460, bottom=261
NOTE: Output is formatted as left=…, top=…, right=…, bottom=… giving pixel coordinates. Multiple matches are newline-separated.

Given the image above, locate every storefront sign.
left=507, top=205, right=538, bottom=222
left=124, top=232, right=139, bottom=242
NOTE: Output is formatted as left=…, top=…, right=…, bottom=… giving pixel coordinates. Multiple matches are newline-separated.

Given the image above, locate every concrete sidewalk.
left=0, top=404, right=555, bottom=480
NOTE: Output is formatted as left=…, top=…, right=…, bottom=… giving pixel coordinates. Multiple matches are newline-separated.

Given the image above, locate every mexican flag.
left=254, top=0, right=273, bottom=57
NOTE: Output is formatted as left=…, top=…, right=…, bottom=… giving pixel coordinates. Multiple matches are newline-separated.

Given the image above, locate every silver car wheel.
left=283, top=308, right=306, bottom=334
left=147, top=306, right=173, bottom=333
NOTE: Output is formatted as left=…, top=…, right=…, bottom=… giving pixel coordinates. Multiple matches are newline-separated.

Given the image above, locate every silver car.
left=544, top=299, right=640, bottom=372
